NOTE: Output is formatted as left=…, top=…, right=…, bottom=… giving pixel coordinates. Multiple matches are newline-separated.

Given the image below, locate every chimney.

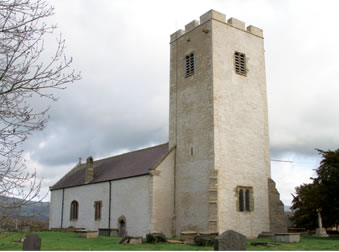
left=85, top=156, right=94, bottom=182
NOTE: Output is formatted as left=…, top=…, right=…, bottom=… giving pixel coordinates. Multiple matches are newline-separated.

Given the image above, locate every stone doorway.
left=118, top=216, right=127, bottom=237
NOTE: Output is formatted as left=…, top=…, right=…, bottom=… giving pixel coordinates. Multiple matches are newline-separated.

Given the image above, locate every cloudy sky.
left=22, top=0, right=339, bottom=206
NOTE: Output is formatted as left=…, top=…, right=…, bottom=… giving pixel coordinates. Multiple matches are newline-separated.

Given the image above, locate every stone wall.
left=211, top=11, right=271, bottom=238
left=151, top=148, right=175, bottom=237
left=170, top=16, right=214, bottom=236
left=170, top=9, right=271, bottom=238
left=268, top=178, right=288, bottom=233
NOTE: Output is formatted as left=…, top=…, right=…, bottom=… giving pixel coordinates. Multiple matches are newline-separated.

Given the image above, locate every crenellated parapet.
left=170, top=9, right=263, bottom=43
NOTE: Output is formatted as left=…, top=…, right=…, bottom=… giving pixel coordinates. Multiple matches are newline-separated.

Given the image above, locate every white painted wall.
left=49, top=176, right=153, bottom=237
left=49, top=189, right=63, bottom=228
left=110, top=175, right=152, bottom=237
left=59, top=183, right=110, bottom=230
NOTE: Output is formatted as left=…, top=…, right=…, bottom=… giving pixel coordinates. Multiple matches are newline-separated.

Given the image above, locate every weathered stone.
left=214, top=230, right=246, bottom=251
left=275, top=233, right=300, bottom=243
left=146, top=232, right=167, bottom=243
left=75, top=230, right=97, bottom=238
left=313, top=210, right=328, bottom=237
left=119, top=236, right=143, bottom=245
left=268, top=178, right=288, bottom=233
left=20, top=225, right=31, bottom=233
left=194, top=232, right=218, bottom=246
left=119, top=236, right=129, bottom=244
left=180, top=231, right=197, bottom=245
left=314, top=228, right=329, bottom=237
left=199, top=232, right=218, bottom=240
left=257, top=231, right=274, bottom=238
left=194, top=235, right=214, bottom=246
left=23, top=233, right=41, bottom=251
left=129, top=237, right=143, bottom=245
left=167, top=239, right=184, bottom=244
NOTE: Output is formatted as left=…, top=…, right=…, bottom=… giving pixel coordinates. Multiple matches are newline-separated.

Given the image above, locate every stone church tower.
left=49, top=9, right=286, bottom=239
left=169, top=10, right=284, bottom=238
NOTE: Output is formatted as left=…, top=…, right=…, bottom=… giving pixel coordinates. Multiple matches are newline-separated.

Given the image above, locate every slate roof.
left=50, top=143, right=169, bottom=190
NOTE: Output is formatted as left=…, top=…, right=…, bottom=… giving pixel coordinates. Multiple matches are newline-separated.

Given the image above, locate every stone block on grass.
left=214, top=230, right=246, bottom=251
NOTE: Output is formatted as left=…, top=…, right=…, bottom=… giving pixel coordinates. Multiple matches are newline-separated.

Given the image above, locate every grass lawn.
left=247, top=236, right=339, bottom=251
left=0, top=231, right=212, bottom=251
left=0, top=231, right=338, bottom=250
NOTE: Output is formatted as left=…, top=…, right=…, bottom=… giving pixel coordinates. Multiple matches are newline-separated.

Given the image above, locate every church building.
left=49, top=10, right=287, bottom=238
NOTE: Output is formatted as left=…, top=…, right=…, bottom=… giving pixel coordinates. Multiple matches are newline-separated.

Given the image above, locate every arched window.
left=239, top=189, right=244, bottom=212
left=237, top=186, right=253, bottom=212
left=70, top=201, right=78, bottom=220
left=245, top=189, right=250, bottom=211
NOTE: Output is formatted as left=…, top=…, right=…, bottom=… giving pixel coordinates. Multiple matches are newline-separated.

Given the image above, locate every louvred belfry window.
left=185, top=53, right=195, bottom=77
left=234, top=51, right=247, bottom=76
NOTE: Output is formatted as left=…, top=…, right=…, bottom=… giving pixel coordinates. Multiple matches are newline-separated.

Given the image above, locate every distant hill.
left=284, top=205, right=292, bottom=212
left=0, top=196, right=49, bottom=221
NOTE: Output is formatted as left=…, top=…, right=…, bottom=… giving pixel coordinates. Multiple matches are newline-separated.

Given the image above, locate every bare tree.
left=0, top=0, right=80, bottom=209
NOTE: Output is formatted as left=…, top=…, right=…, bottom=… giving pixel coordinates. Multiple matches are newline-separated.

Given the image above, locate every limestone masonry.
left=49, top=10, right=287, bottom=238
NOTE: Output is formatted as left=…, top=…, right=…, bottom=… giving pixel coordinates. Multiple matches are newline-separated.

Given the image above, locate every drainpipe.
left=61, top=188, right=64, bottom=228
left=108, top=181, right=112, bottom=231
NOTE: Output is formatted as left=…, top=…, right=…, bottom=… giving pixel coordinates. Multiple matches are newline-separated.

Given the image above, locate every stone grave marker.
left=314, top=209, right=328, bottom=237
left=214, top=230, right=246, bottom=251
left=23, top=233, right=41, bottom=251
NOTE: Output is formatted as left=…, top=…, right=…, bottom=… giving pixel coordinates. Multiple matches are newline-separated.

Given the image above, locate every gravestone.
left=214, top=230, right=246, bottom=251
left=23, top=233, right=41, bottom=251
left=314, top=209, right=328, bottom=237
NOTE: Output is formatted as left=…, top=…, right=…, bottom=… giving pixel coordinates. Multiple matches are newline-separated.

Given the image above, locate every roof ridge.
left=92, top=142, right=168, bottom=164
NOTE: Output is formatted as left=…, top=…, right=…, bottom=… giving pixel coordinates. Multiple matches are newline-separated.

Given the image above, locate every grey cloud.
left=19, top=0, right=339, bottom=204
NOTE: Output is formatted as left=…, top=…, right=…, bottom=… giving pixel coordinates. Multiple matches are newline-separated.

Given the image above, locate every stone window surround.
left=235, top=186, right=254, bottom=212
left=70, top=200, right=79, bottom=220
left=185, top=52, right=195, bottom=78
left=94, top=201, right=102, bottom=220
left=234, top=51, right=247, bottom=76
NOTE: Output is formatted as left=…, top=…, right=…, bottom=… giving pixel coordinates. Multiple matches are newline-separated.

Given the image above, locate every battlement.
left=170, top=10, right=263, bottom=43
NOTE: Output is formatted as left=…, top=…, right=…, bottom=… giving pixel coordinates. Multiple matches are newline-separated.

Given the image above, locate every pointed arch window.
left=70, top=200, right=79, bottom=220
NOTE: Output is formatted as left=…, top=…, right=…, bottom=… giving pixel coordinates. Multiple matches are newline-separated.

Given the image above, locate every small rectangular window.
left=234, top=51, right=246, bottom=76
left=94, top=201, right=102, bottom=220
left=185, top=53, right=195, bottom=77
